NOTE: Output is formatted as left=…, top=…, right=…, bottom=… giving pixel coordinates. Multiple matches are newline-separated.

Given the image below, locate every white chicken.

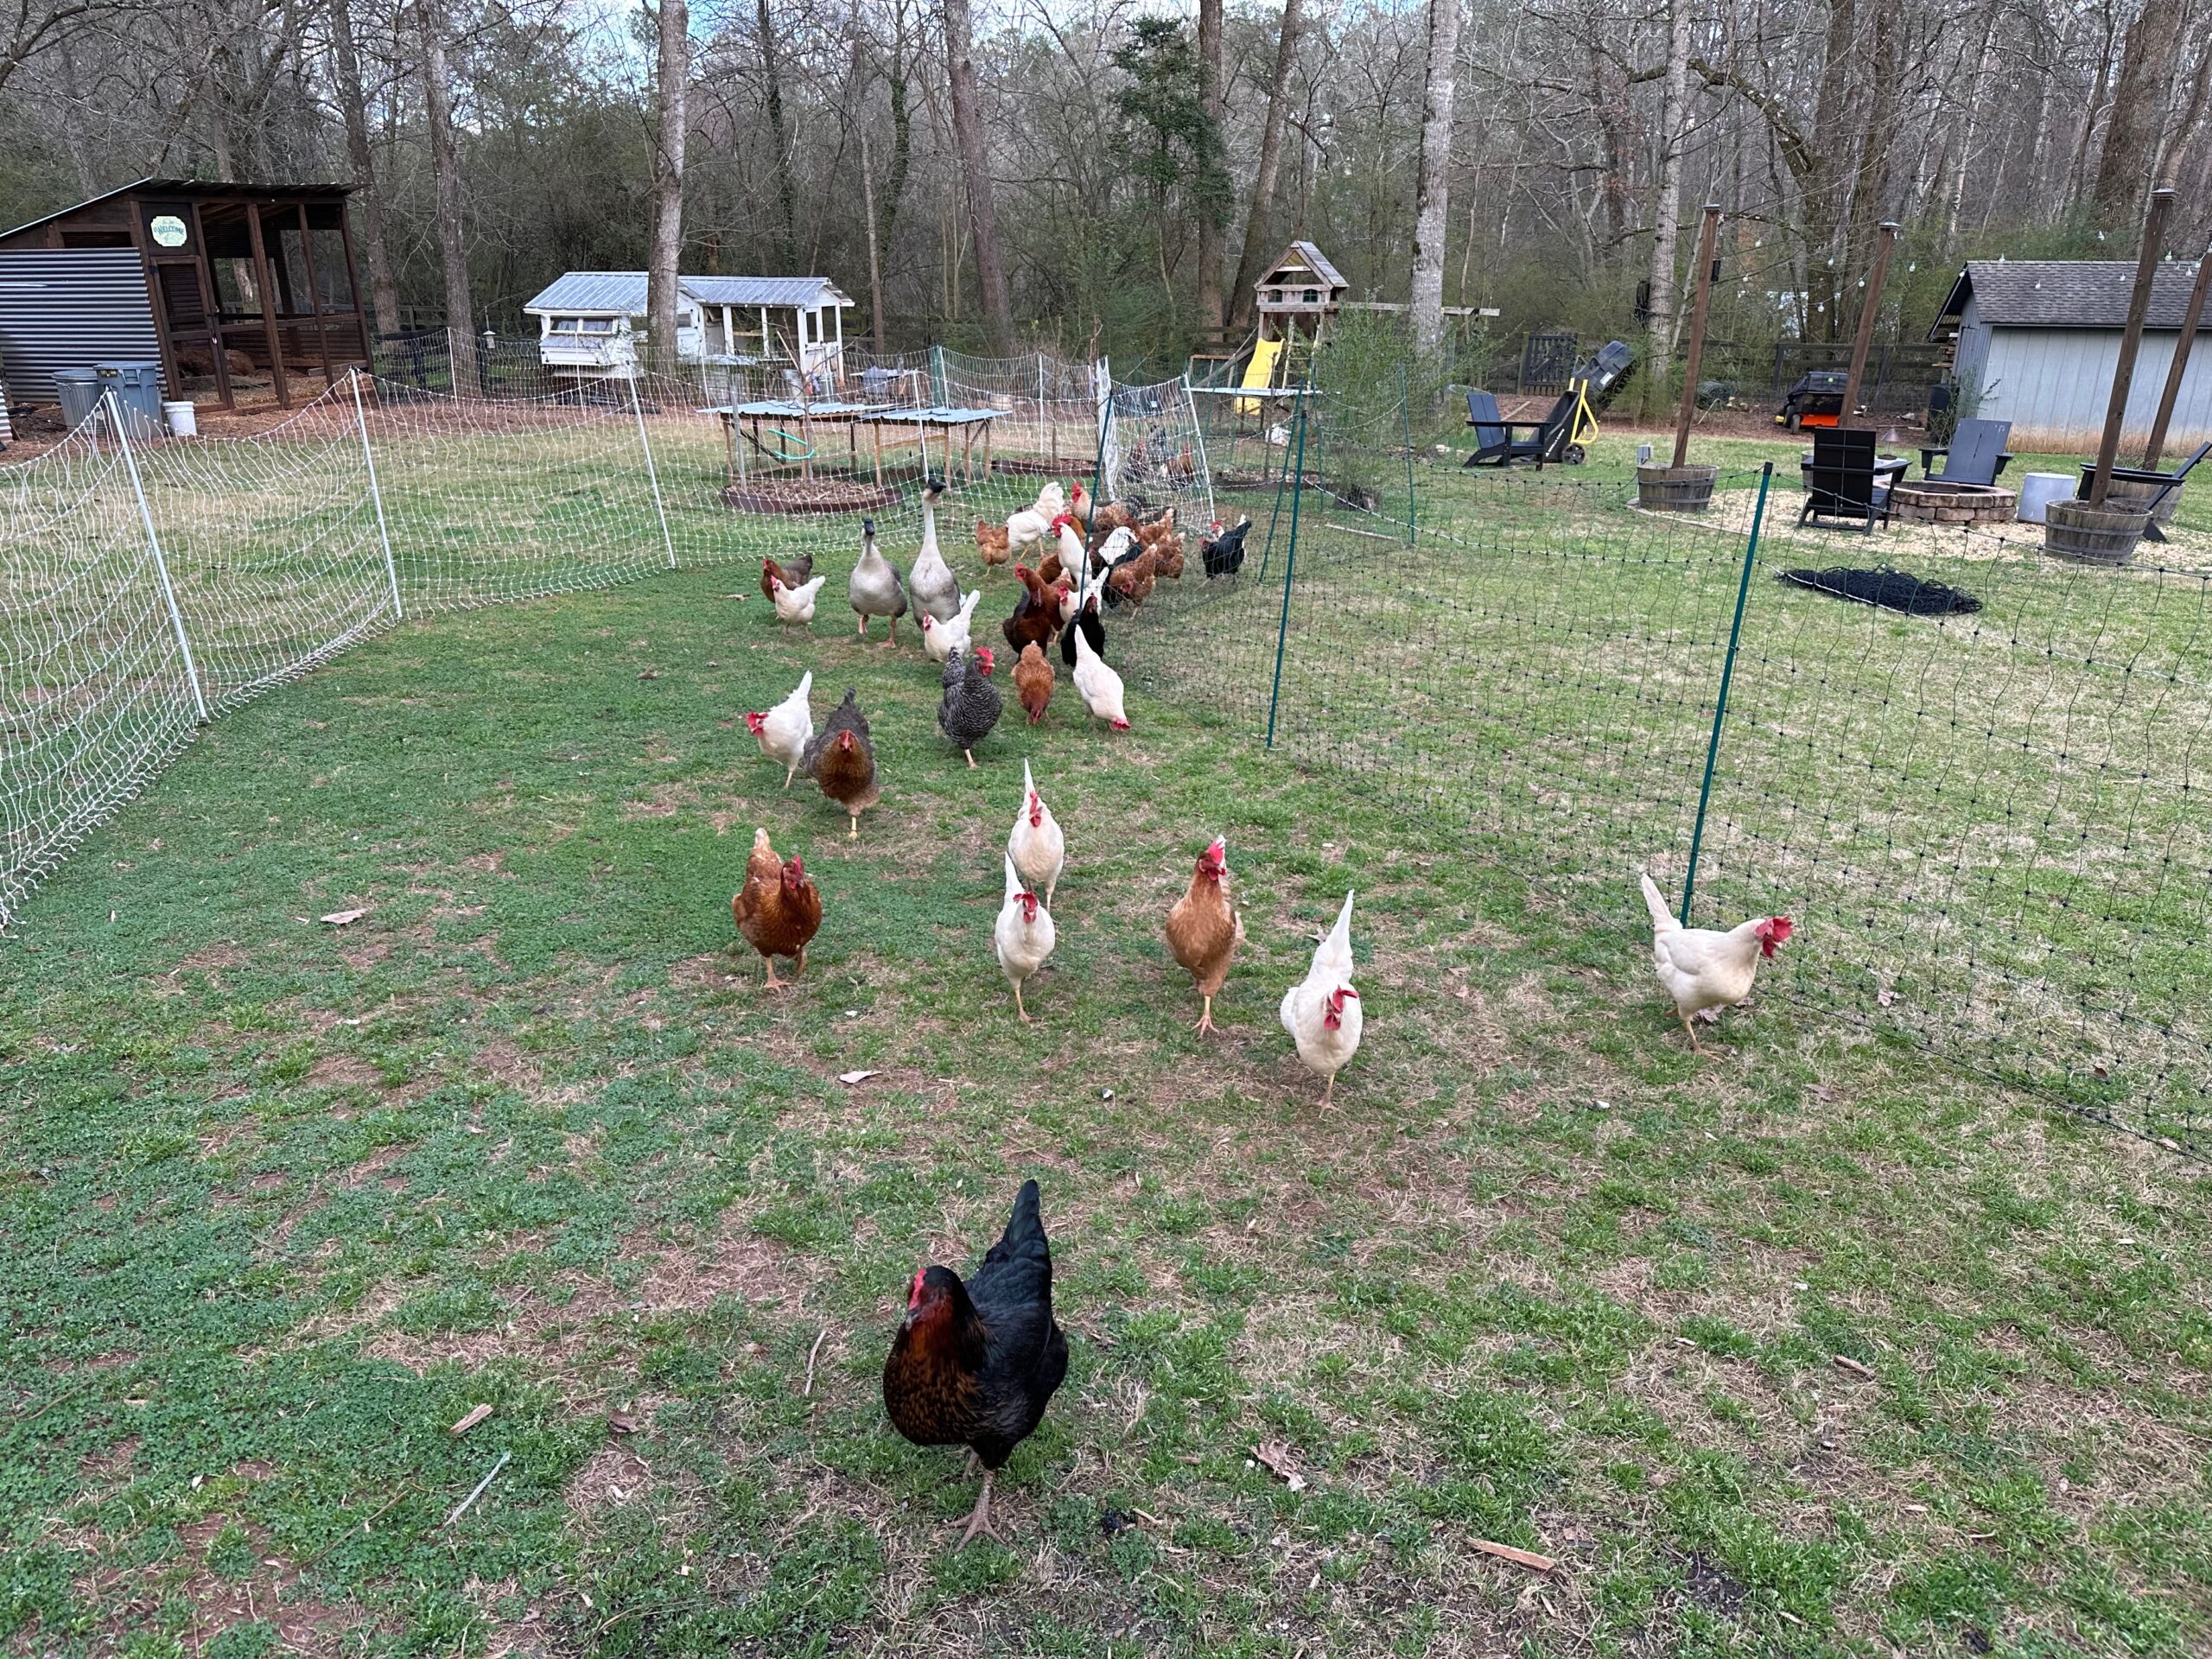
left=1280, top=890, right=1362, bottom=1103
left=920, top=589, right=982, bottom=664
left=1638, top=873, right=1793, bottom=1054
left=1004, top=500, right=1055, bottom=561
left=1050, top=513, right=1087, bottom=582
left=770, top=574, right=827, bottom=627
left=1070, top=626, right=1128, bottom=731
left=994, top=855, right=1056, bottom=1020
left=1030, top=480, right=1067, bottom=520
left=1007, top=760, right=1065, bottom=907
left=744, top=671, right=813, bottom=790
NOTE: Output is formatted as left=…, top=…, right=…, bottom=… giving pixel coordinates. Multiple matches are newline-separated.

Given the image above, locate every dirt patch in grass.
left=307, top=1051, right=384, bottom=1089
left=71, top=1512, right=377, bottom=1657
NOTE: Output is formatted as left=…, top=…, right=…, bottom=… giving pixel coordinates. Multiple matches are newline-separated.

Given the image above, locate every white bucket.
left=162, top=400, right=198, bottom=438
left=2015, top=471, right=2071, bottom=524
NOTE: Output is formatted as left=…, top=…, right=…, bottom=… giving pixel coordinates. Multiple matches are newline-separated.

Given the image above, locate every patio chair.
left=2076, top=440, right=2209, bottom=545
left=1462, top=386, right=1594, bottom=468
left=1800, top=428, right=1891, bottom=532
left=1919, top=417, right=2013, bottom=486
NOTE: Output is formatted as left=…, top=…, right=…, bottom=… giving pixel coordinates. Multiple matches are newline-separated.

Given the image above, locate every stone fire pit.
left=1889, top=479, right=2018, bottom=527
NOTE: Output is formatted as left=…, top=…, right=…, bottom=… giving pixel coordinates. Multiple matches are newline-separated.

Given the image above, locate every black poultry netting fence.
left=1112, top=385, right=2212, bottom=1158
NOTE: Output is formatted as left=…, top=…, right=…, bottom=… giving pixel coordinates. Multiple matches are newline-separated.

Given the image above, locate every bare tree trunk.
left=416, top=0, right=474, bottom=390
left=1943, top=5, right=1999, bottom=249
left=1195, top=0, right=1225, bottom=332
left=2093, top=0, right=2183, bottom=228
left=647, top=0, right=688, bottom=367
left=327, top=0, right=401, bottom=336
left=1228, top=0, right=1305, bottom=334
left=877, top=7, right=912, bottom=256
left=1588, top=40, right=1630, bottom=251
left=861, top=127, right=887, bottom=348
left=941, top=0, right=1012, bottom=348
left=757, top=0, right=800, bottom=266
left=1409, top=0, right=1460, bottom=353
left=1841, top=0, right=1902, bottom=282
left=1641, top=0, right=1691, bottom=417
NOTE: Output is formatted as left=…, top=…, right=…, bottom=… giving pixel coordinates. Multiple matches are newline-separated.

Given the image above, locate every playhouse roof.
left=1259, top=240, right=1347, bottom=293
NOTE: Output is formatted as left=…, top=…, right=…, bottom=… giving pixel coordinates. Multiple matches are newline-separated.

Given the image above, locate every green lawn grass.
left=5, top=523, right=2210, bottom=1656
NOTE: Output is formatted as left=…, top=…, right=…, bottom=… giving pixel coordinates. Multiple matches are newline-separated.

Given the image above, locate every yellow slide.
left=1235, top=338, right=1284, bottom=416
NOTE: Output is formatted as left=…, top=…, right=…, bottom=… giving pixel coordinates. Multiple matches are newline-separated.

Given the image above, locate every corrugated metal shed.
left=523, top=271, right=653, bottom=315
left=685, top=276, right=850, bottom=308
left=0, top=249, right=161, bottom=401
left=523, top=271, right=850, bottom=315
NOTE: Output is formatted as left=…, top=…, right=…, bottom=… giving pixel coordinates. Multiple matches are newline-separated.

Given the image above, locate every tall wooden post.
left=1840, top=221, right=1899, bottom=425
left=1672, top=203, right=1723, bottom=468
left=2089, top=183, right=2174, bottom=506
left=244, top=202, right=291, bottom=408
left=2142, top=238, right=2211, bottom=471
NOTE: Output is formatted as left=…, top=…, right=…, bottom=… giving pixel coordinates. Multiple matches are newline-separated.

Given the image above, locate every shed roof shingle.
left=523, top=270, right=853, bottom=315
left=1938, top=259, right=2208, bottom=331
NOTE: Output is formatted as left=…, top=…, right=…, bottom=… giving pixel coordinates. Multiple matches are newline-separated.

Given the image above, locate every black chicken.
left=1200, top=516, right=1252, bottom=579
left=882, top=1179, right=1070, bottom=1548
left=937, top=646, right=1002, bottom=768
left=1058, top=594, right=1104, bottom=670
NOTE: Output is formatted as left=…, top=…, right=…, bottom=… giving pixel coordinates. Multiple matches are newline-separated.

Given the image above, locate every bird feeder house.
left=1255, top=240, right=1348, bottom=346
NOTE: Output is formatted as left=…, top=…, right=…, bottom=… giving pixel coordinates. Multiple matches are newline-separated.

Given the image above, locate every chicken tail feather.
left=982, top=1179, right=1050, bottom=1270
left=1640, top=872, right=1677, bottom=932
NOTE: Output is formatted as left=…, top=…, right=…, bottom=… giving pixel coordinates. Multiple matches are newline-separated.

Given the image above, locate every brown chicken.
left=974, top=519, right=1012, bottom=574
left=1166, top=838, right=1243, bottom=1033
left=882, top=1179, right=1069, bottom=1548
left=803, top=688, right=880, bottom=838
left=1001, top=565, right=1067, bottom=656
left=732, top=827, right=823, bottom=988
left=1135, top=508, right=1178, bottom=550
left=1107, top=547, right=1159, bottom=608
left=1036, top=549, right=1066, bottom=588
left=760, top=553, right=814, bottom=603
left=1013, top=643, right=1055, bottom=724
left=1151, top=533, right=1185, bottom=580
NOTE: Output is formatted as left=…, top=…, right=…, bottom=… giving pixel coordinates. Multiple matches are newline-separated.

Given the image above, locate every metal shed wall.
left=0, top=249, right=159, bottom=402
left=1967, top=324, right=2212, bottom=450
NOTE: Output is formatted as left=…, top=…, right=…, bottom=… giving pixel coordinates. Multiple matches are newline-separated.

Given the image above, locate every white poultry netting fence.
left=0, top=344, right=1212, bottom=929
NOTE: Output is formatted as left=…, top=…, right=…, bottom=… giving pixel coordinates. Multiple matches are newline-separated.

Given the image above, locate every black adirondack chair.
left=1800, top=428, right=1892, bottom=531
left=1462, top=387, right=1591, bottom=468
left=1919, top=417, right=2014, bottom=485
left=2076, top=440, right=2210, bottom=545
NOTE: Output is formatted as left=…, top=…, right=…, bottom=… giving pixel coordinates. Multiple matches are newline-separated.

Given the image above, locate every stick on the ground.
left=1830, top=1353, right=1878, bottom=1379
left=443, top=1450, right=510, bottom=1528
left=1470, top=1538, right=1556, bottom=1573
left=803, top=1326, right=828, bottom=1396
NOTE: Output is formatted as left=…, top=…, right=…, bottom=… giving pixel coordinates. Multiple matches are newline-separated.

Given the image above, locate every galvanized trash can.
left=54, top=367, right=103, bottom=432
left=95, top=360, right=165, bottom=440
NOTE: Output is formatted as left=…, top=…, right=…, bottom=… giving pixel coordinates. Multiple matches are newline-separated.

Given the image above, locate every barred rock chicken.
left=1638, top=873, right=1793, bottom=1054
left=744, top=670, right=813, bottom=790
left=1280, top=890, right=1362, bottom=1103
left=1166, top=838, right=1243, bottom=1034
left=974, top=517, right=1013, bottom=575
left=803, top=688, right=880, bottom=837
left=731, top=827, right=822, bottom=989
left=1200, top=517, right=1252, bottom=579
left=1013, top=642, right=1055, bottom=725
left=1071, top=626, right=1128, bottom=731
left=1007, top=760, right=1063, bottom=906
left=920, top=589, right=982, bottom=664
left=760, top=552, right=814, bottom=602
left=770, top=573, right=827, bottom=627
left=881, top=1179, right=1069, bottom=1549
left=849, top=518, right=909, bottom=644
left=993, top=856, right=1057, bottom=1020
left=938, top=646, right=1002, bottom=767
left=908, top=480, right=963, bottom=624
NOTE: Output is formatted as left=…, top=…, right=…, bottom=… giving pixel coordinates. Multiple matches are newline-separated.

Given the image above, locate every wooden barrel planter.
left=2101, top=473, right=2186, bottom=526
left=2044, top=499, right=2149, bottom=565
left=1637, top=463, right=1718, bottom=512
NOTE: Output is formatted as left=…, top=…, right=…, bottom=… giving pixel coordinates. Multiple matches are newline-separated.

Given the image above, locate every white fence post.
left=1182, top=371, right=1216, bottom=525
left=627, top=370, right=677, bottom=569
left=349, top=369, right=403, bottom=620
left=1037, top=351, right=1047, bottom=456
left=111, top=391, right=210, bottom=724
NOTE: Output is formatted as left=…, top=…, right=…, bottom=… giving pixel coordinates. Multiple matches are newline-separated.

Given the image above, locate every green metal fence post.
left=1264, top=396, right=1311, bottom=749
left=1401, top=360, right=1417, bottom=546
left=1681, top=461, right=1772, bottom=924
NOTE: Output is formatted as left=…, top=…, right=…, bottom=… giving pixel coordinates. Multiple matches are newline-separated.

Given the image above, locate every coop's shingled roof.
left=1929, top=259, right=2208, bottom=336
left=523, top=270, right=851, bottom=315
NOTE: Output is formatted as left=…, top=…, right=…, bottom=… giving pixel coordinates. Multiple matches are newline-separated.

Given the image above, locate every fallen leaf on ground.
left=319, top=908, right=367, bottom=926
left=837, top=1070, right=880, bottom=1085
left=1253, top=1442, right=1307, bottom=1491
left=607, top=1413, right=638, bottom=1436
left=638, top=670, right=660, bottom=681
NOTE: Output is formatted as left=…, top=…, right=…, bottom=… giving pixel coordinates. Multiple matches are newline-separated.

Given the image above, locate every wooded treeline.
left=1, top=0, right=2203, bottom=369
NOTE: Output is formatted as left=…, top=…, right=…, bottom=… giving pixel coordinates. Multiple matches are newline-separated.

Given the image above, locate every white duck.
left=920, top=589, right=983, bottom=664
left=1007, top=760, right=1065, bottom=907
left=744, top=671, right=813, bottom=790
left=1280, top=890, right=1362, bottom=1103
left=1071, top=626, right=1128, bottom=731
left=848, top=518, right=909, bottom=644
left=907, top=479, right=963, bottom=624
left=771, top=573, right=827, bottom=627
left=993, top=855, right=1057, bottom=1020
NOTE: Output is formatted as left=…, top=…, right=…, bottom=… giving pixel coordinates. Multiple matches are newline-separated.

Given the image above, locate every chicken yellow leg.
left=762, top=958, right=786, bottom=992
left=1193, top=995, right=1216, bottom=1035
left=955, top=1469, right=1005, bottom=1549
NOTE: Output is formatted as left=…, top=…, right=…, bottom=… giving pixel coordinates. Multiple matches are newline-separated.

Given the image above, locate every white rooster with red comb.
left=1639, top=872, right=1793, bottom=1054
left=1281, top=890, right=1361, bottom=1103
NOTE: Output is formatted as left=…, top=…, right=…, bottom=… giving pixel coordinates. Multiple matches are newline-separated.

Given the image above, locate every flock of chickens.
left=721, top=472, right=1794, bottom=1550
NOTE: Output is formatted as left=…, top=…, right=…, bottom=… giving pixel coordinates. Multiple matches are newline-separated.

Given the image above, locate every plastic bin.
left=95, top=359, right=165, bottom=439
left=54, top=367, right=102, bottom=431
